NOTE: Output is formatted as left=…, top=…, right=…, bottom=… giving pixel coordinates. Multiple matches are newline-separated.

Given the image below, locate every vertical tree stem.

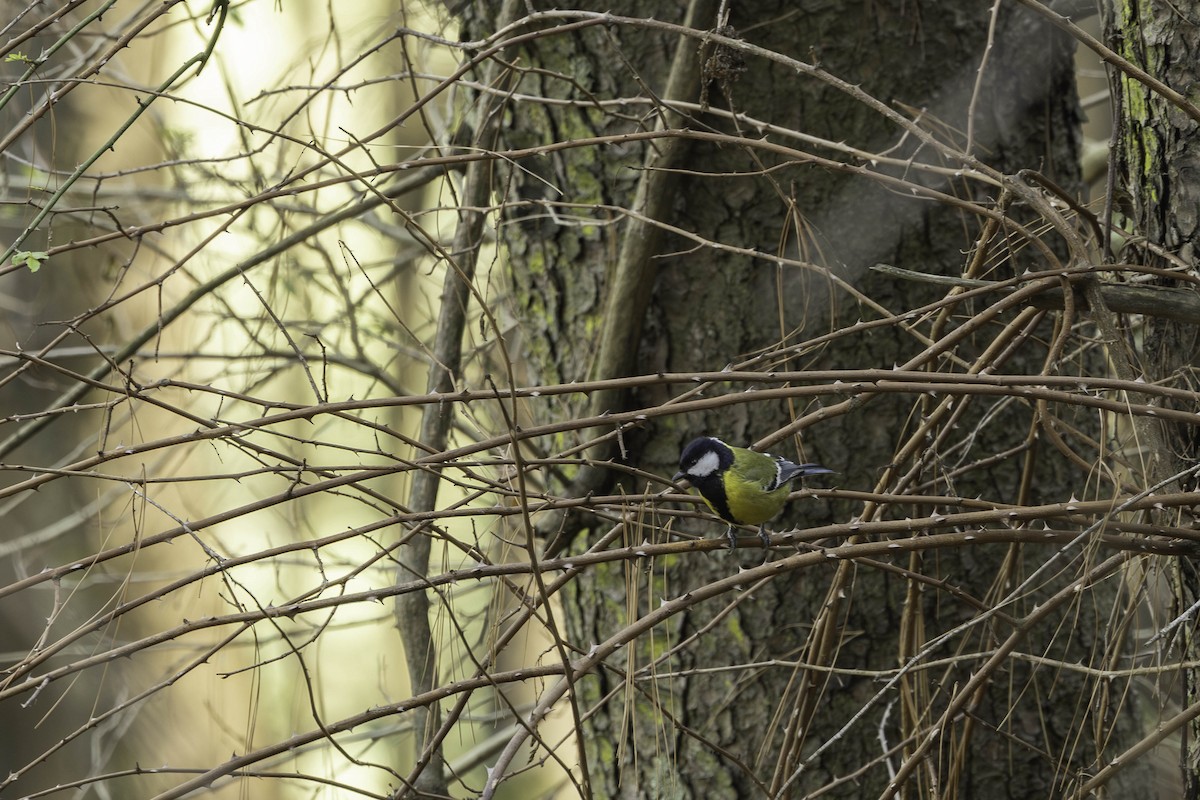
left=392, top=4, right=517, bottom=793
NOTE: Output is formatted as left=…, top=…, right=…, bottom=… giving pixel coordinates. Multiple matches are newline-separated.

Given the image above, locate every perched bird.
left=673, top=436, right=832, bottom=549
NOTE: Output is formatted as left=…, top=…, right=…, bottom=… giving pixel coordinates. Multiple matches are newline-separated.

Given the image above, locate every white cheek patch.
left=688, top=450, right=721, bottom=478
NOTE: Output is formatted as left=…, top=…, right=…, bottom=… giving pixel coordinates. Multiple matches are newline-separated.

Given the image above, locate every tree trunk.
left=1105, top=1, right=1200, bottom=795
left=458, top=2, right=1149, bottom=796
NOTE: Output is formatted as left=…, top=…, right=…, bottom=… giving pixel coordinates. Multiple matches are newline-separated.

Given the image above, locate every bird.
left=673, top=436, right=832, bottom=550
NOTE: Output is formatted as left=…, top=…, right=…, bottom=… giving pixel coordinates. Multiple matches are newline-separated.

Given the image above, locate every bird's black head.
left=674, top=437, right=733, bottom=483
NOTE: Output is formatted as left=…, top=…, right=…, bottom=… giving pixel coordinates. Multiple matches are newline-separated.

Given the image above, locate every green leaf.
left=12, top=250, right=48, bottom=273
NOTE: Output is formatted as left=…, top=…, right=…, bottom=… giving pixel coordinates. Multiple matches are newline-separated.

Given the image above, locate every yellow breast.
left=723, top=479, right=791, bottom=526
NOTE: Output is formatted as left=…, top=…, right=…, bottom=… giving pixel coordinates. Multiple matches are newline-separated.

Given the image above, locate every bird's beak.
left=672, top=471, right=688, bottom=486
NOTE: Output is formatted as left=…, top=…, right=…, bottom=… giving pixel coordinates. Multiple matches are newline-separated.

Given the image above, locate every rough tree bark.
left=1104, top=1, right=1200, bottom=795
left=458, top=2, right=1153, bottom=796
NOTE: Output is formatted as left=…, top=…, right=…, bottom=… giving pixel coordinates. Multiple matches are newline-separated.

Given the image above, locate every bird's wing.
left=739, top=454, right=787, bottom=491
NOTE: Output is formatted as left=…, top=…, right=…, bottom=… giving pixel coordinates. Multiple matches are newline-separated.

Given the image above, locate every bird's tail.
left=778, top=461, right=833, bottom=485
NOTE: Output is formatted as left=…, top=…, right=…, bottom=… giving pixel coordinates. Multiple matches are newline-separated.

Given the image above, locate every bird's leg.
left=725, top=525, right=738, bottom=551
left=758, top=524, right=771, bottom=549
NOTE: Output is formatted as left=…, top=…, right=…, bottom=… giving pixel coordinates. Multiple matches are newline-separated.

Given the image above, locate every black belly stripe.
left=694, top=474, right=735, bottom=524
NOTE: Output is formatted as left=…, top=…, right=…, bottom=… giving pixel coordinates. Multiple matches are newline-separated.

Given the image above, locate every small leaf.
left=12, top=250, right=48, bottom=273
